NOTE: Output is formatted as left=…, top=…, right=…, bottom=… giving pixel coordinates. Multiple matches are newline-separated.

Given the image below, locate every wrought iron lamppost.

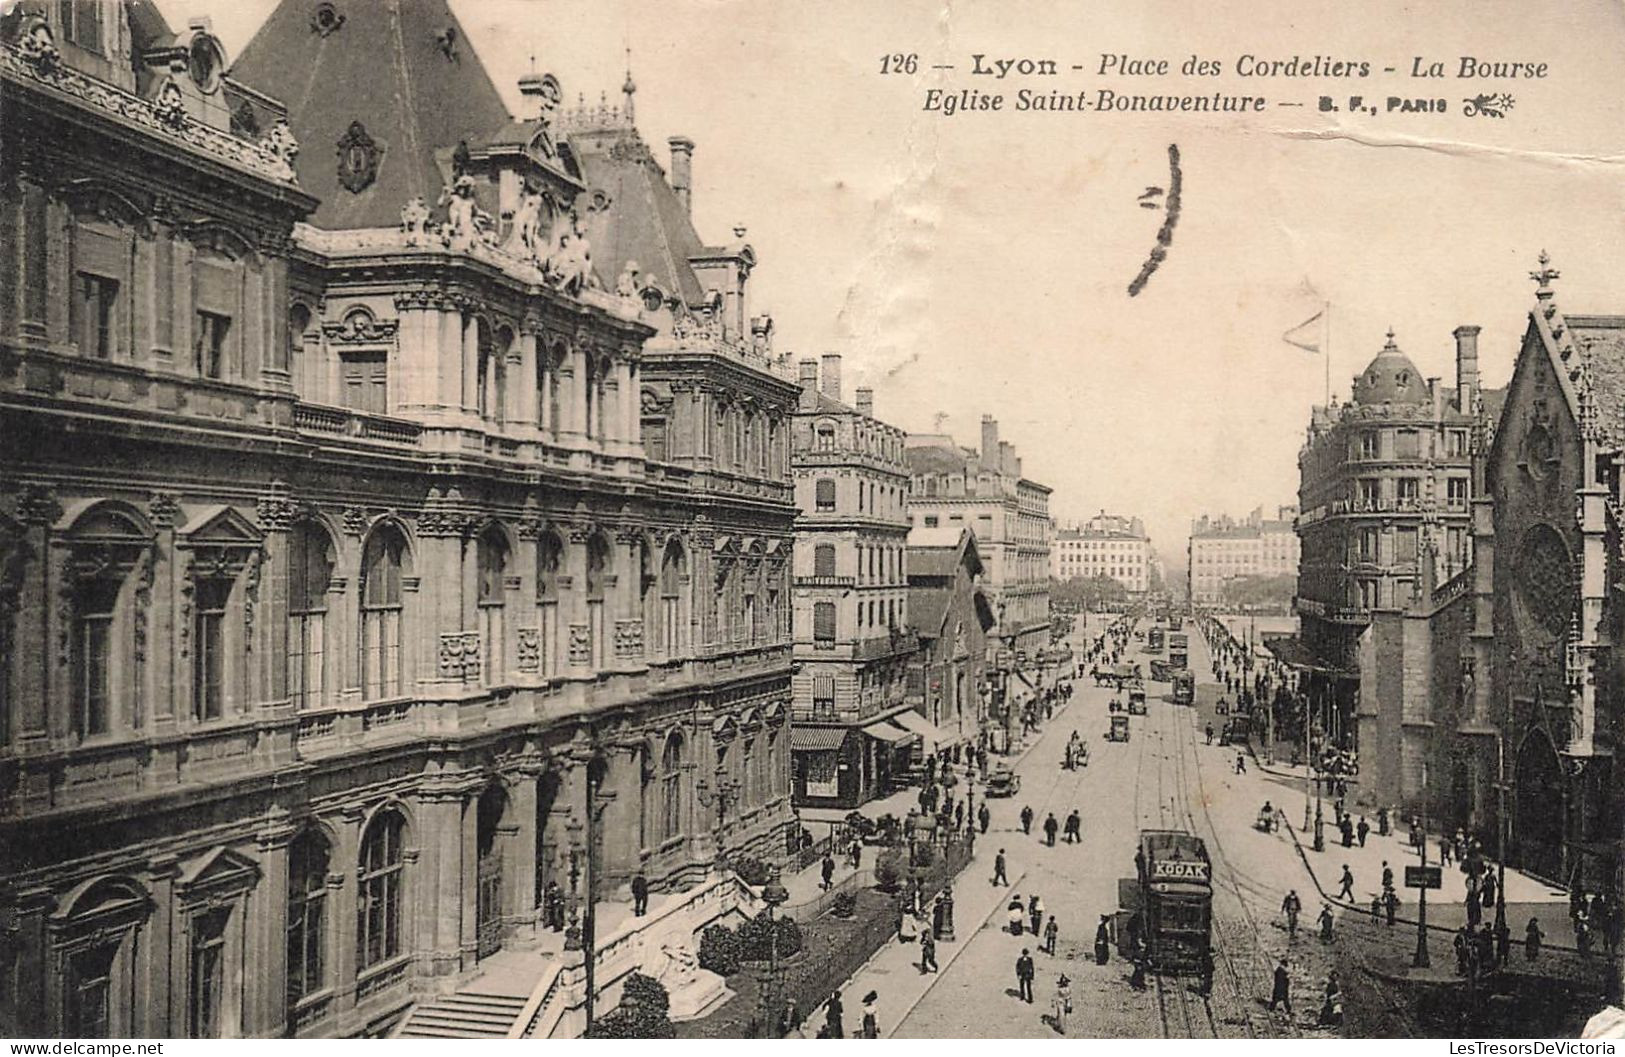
left=563, top=813, right=585, bottom=951
left=759, top=865, right=790, bottom=1036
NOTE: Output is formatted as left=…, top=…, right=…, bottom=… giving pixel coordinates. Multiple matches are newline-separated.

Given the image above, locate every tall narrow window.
left=813, top=602, right=836, bottom=648
left=65, top=943, right=117, bottom=1038
left=62, top=1, right=105, bottom=53
left=661, top=734, right=684, bottom=841
left=73, top=578, right=119, bottom=738
left=537, top=532, right=562, bottom=677
left=814, top=543, right=836, bottom=578
left=586, top=535, right=610, bottom=669
left=357, top=812, right=405, bottom=970
left=187, top=907, right=230, bottom=1038
left=289, top=523, right=333, bottom=710
left=286, top=830, right=329, bottom=1008
left=815, top=479, right=836, bottom=512
left=360, top=528, right=406, bottom=700
left=75, top=273, right=117, bottom=359
left=193, top=579, right=230, bottom=721
left=195, top=311, right=230, bottom=380
left=286, top=304, right=310, bottom=383
left=478, top=528, right=508, bottom=685
left=659, top=542, right=686, bottom=658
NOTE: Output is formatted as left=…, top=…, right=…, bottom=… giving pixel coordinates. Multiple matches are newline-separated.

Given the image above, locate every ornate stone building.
left=1295, top=327, right=1497, bottom=751
left=788, top=356, right=919, bottom=808
left=1464, top=259, right=1622, bottom=888
left=0, top=0, right=795, bottom=1039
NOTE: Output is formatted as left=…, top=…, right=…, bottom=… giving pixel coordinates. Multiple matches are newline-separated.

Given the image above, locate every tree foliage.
left=585, top=972, right=676, bottom=1038
left=1218, top=573, right=1297, bottom=609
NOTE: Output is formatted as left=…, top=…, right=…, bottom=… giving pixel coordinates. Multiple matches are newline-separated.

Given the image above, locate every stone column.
left=14, top=488, right=57, bottom=748
left=458, top=792, right=480, bottom=969
left=435, top=308, right=463, bottom=411
left=515, top=328, right=539, bottom=430
left=256, top=492, right=297, bottom=710
left=623, top=362, right=640, bottom=450
left=392, top=298, right=434, bottom=410
left=252, top=811, right=295, bottom=1037
left=461, top=313, right=480, bottom=417
left=332, top=806, right=363, bottom=1011
left=508, top=773, right=540, bottom=933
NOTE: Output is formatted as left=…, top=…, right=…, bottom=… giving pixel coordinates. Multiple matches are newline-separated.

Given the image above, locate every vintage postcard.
left=0, top=0, right=1621, bottom=1045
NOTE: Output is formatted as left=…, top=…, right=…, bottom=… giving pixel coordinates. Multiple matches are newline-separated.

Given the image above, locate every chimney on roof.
left=668, top=137, right=694, bottom=216
left=1000, top=441, right=1016, bottom=476
left=981, top=415, right=999, bottom=462
left=1454, top=325, right=1480, bottom=412
left=855, top=387, right=874, bottom=417
left=188, top=15, right=213, bottom=33
left=820, top=353, right=842, bottom=402
left=797, top=357, right=818, bottom=389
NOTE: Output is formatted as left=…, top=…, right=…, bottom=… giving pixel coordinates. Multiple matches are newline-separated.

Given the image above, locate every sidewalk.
left=798, top=683, right=1086, bottom=1038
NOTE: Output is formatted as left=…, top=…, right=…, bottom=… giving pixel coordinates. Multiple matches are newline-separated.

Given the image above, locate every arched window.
left=288, top=521, right=333, bottom=710
left=661, top=733, right=684, bottom=842
left=478, top=526, right=508, bottom=685
left=66, top=506, right=150, bottom=740
left=814, top=543, right=836, bottom=579
left=743, top=736, right=757, bottom=806
left=360, top=526, right=407, bottom=700
left=659, top=541, right=687, bottom=658
left=536, top=532, right=562, bottom=678
left=286, top=829, right=329, bottom=1008
left=55, top=877, right=151, bottom=1038
left=357, top=811, right=405, bottom=970
left=586, top=534, right=610, bottom=669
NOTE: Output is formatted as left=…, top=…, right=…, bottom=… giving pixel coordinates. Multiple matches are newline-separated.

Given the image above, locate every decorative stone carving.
left=516, top=627, right=540, bottom=672
left=438, top=630, right=482, bottom=679
left=438, top=174, right=494, bottom=251
left=254, top=493, right=296, bottom=532
left=417, top=510, right=474, bottom=538
left=154, top=81, right=187, bottom=130
left=615, top=260, right=641, bottom=300
left=614, top=619, right=644, bottom=660
left=17, top=485, right=60, bottom=526
left=543, top=213, right=594, bottom=295
left=262, top=119, right=299, bottom=169
left=323, top=309, right=398, bottom=344
left=341, top=507, right=370, bottom=537
left=400, top=196, right=431, bottom=246
left=15, top=17, right=61, bottom=74
left=501, top=186, right=547, bottom=261
left=336, top=121, right=381, bottom=194
left=568, top=623, right=592, bottom=666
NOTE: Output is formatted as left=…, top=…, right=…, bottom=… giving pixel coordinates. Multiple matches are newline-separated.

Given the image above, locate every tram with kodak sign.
left=1119, top=829, right=1212, bottom=971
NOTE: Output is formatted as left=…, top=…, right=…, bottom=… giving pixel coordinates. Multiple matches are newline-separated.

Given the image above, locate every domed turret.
left=1351, top=329, right=1428, bottom=405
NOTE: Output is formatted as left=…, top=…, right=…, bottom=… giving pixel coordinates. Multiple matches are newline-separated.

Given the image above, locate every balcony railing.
left=292, top=403, right=424, bottom=446
left=1, top=39, right=298, bottom=184
left=854, top=629, right=920, bottom=661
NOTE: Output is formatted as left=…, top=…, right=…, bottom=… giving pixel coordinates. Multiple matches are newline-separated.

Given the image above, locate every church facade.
left=1, top=0, right=795, bottom=1039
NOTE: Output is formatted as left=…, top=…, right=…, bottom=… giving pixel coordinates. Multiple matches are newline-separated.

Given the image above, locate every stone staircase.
left=395, top=989, right=529, bottom=1038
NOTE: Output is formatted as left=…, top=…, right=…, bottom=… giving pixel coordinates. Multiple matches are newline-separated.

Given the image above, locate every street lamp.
left=1414, top=762, right=1432, bottom=969
left=760, top=865, right=789, bottom=1036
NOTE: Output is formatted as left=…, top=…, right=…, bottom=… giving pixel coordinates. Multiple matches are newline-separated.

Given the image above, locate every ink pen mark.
left=1128, top=144, right=1181, bottom=297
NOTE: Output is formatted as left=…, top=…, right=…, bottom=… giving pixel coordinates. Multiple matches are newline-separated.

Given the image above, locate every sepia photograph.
left=0, top=0, right=1622, bottom=1045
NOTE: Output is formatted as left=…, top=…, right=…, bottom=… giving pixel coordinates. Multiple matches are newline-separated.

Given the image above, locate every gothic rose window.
left=1515, top=523, right=1573, bottom=636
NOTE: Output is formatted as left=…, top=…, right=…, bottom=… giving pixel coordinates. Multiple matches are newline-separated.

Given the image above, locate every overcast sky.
left=162, top=0, right=1625, bottom=570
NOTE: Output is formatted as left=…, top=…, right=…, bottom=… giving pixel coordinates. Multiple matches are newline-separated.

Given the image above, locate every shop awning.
left=889, top=709, right=956, bottom=749
left=860, top=718, right=918, bottom=745
left=791, top=726, right=849, bottom=752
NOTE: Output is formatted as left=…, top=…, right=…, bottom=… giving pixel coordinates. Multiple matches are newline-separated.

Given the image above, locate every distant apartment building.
left=905, top=416, right=1052, bottom=653
left=789, top=356, right=921, bottom=808
left=1293, top=327, right=1498, bottom=750
left=1187, top=506, right=1300, bottom=603
left=1051, top=511, right=1151, bottom=594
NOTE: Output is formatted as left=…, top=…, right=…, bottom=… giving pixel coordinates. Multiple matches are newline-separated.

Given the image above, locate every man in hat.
left=1268, top=959, right=1293, bottom=1015
left=993, top=848, right=1009, bottom=886
left=1015, top=948, right=1036, bottom=1003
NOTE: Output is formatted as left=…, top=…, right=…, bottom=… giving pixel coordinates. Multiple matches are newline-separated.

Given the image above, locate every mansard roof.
left=229, top=0, right=513, bottom=229
left=567, top=123, right=707, bottom=305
